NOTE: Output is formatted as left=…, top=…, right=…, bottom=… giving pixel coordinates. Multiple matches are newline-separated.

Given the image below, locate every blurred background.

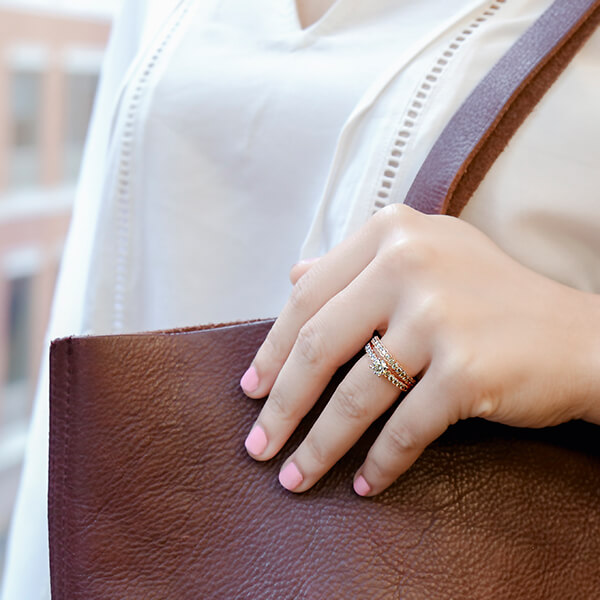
left=0, top=0, right=119, bottom=585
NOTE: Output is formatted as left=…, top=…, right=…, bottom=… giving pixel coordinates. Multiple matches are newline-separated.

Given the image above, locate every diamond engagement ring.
left=365, top=335, right=416, bottom=392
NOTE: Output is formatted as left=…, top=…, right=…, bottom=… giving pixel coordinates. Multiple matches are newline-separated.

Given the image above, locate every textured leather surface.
left=49, top=320, right=600, bottom=599
left=48, top=1, right=600, bottom=598
left=405, top=0, right=600, bottom=217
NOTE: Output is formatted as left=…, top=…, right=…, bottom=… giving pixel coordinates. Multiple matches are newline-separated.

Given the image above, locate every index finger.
left=240, top=216, right=384, bottom=398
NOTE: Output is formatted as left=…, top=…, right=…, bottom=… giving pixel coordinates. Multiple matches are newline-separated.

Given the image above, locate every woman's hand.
left=240, top=204, right=600, bottom=496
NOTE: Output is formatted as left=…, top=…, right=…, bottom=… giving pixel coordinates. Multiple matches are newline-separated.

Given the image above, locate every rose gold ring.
left=364, top=336, right=416, bottom=392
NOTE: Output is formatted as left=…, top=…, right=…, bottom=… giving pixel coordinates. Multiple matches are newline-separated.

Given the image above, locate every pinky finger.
left=353, top=373, right=453, bottom=497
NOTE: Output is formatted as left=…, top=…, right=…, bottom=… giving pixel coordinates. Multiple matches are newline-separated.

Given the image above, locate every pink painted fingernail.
left=240, top=365, right=259, bottom=394
left=353, top=475, right=371, bottom=497
left=279, top=462, right=303, bottom=491
left=245, top=425, right=267, bottom=456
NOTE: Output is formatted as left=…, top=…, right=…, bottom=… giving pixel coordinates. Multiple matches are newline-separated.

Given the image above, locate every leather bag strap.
left=404, top=0, right=600, bottom=217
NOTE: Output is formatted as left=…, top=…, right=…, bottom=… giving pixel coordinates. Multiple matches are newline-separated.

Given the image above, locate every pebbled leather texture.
left=48, top=1, right=600, bottom=597
left=49, top=320, right=600, bottom=599
left=404, top=0, right=600, bottom=217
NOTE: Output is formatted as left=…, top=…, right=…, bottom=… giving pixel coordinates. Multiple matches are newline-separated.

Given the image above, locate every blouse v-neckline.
left=290, top=0, right=344, bottom=32
left=285, top=0, right=345, bottom=35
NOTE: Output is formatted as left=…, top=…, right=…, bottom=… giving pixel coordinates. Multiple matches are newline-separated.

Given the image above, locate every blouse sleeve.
left=0, top=4, right=179, bottom=600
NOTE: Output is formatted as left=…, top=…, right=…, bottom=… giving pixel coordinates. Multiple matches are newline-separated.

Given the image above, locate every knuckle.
left=461, top=368, right=495, bottom=420
left=385, top=422, right=420, bottom=456
left=376, top=202, right=413, bottom=226
left=441, top=347, right=475, bottom=390
left=304, top=434, right=329, bottom=468
left=373, top=202, right=401, bottom=226
left=436, top=349, right=482, bottom=422
left=266, top=388, right=296, bottom=422
left=372, top=204, right=418, bottom=240
left=333, top=379, right=369, bottom=422
left=472, top=396, right=497, bottom=419
left=415, top=291, right=449, bottom=332
left=295, top=320, right=327, bottom=367
left=388, top=236, right=435, bottom=272
left=288, top=274, right=314, bottom=314
left=367, top=454, right=394, bottom=480
left=259, top=328, right=285, bottom=363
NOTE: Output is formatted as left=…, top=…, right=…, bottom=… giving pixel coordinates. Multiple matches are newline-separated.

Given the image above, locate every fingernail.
left=279, top=462, right=303, bottom=491
left=353, top=475, right=371, bottom=497
left=296, top=257, right=319, bottom=266
left=245, top=425, right=268, bottom=456
left=240, top=365, right=259, bottom=394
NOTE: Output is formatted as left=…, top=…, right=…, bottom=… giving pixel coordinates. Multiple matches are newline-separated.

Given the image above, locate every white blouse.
left=3, top=0, right=599, bottom=598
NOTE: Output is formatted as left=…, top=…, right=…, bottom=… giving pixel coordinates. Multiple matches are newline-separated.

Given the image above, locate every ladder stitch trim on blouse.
left=112, top=0, right=195, bottom=333
left=372, top=0, right=508, bottom=213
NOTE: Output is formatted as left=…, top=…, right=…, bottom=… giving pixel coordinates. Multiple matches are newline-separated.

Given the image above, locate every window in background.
left=7, top=276, right=32, bottom=383
left=0, top=254, right=38, bottom=586
left=1, top=247, right=39, bottom=431
left=2, top=273, right=33, bottom=428
left=9, top=69, right=42, bottom=190
left=0, top=8, right=113, bottom=588
left=64, top=72, right=98, bottom=181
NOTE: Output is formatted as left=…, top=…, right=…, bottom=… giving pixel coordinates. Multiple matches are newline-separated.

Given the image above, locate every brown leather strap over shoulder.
left=404, top=0, right=600, bottom=217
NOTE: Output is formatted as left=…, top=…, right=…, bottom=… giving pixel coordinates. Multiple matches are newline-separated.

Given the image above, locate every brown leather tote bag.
left=48, top=1, right=600, bottom=598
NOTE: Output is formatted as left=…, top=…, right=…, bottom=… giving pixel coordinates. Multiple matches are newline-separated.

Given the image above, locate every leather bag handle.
left=404, top=0, right=600, bottom=217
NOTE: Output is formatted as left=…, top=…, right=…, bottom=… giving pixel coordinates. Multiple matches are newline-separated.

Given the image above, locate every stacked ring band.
left=364, top=335, right=416, bottom=392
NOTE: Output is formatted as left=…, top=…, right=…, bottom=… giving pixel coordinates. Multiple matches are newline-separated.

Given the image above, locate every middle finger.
left=244, top=260, right=396, bottom=461
left=278, top=329, right=425, bottom=493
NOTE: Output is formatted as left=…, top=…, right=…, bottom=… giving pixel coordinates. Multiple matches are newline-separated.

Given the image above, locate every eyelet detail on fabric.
left=372, top=0, right=508, bottom=212
left=112, top=1, right=194, bottom=332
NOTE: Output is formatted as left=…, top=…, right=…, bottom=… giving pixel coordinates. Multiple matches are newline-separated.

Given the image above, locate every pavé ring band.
left=365, top=335, right=416, bottom=392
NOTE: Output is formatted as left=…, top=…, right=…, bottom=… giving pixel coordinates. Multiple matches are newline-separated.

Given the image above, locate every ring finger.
left=277, top=330, right=428, bottom=493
